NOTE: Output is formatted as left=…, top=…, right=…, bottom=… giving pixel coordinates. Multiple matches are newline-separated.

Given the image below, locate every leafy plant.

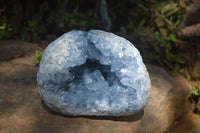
left=149, top=0, right=188, bottom=75
left=20, top=20, right=39, bottom=41
left=35, top=48, right=44, bottom=65
left=0, top=0, right=192, bottom=79
left=188, top=84, right=200, bottom=116
left=0, top=23, right=12, bottom=39
left=124, top=0, right=188, bottom=75
left=151, top=1, right=182, bottom=33
left=60, top=11, right=95, bottom=30
left=27, top=20, right=38, bottom=38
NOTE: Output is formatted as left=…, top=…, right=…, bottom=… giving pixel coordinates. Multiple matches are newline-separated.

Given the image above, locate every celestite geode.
left=37, top=30, right=151, bottom=116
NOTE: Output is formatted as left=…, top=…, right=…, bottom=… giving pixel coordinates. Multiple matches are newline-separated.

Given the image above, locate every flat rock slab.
left=0, top=40, right=191, bottom=133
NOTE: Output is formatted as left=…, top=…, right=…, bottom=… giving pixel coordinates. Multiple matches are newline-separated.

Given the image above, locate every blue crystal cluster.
left=37, top=30, right=151, bottom=116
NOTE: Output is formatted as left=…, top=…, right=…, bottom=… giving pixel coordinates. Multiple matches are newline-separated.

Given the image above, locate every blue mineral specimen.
left=37, top=30, right=151, bottom=116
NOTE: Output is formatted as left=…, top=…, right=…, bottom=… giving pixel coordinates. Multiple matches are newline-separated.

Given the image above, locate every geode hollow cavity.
left=37, top=30, right=151, bottom=116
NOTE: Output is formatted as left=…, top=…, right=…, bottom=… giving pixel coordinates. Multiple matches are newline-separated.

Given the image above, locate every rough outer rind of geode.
left=37, top=30, right=151, bottom=116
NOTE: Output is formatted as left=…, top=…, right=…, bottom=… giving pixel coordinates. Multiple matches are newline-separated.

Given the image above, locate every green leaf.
left=186, top=71, right=191, bottom=80
left=166, top=53, right=186, bottom=64
left=153, top=31, right=160, bottom=39
left=28, top=20, right=37, bottom=28
left=36, top=49, right=43, bottom=58
left=166, top=7, right=180, bottom=17
left=179, top=68, right=184, bottom=74
left=139, top=18, right=146, bottom=26
left=35, top=48, right=43, bottom=64
left=162, top=3, right=171, bottom=12
left=168, top=33, right=176, bottom=42
left=79, top=20, right=87, bottom=27
left=174, top=19, right=180, bottom=27
left=175, top=57, right=186, bottom=64
left=192, top=86, right=200, bottom=96
left=0, top=23, right=7, bottom=30
left=173, top=64, right=180, bottom=72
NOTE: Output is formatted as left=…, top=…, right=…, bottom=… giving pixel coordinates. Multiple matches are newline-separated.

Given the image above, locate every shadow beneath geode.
left=41, top=100, right=144, bottom=122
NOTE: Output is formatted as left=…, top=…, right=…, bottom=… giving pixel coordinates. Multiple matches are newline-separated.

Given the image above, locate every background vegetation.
left=0, top=0, right=194, bottom=78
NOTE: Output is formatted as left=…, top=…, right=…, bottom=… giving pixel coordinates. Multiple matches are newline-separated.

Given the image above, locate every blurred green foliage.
left=35, top=48, right=44, bottom=65
left=0, top=22, right=12, bottom=39
left=188, top=84, right=200, bottom=116
left=126, top=0, right=189, bottom=77
left=0, top=0, right=191, bottom=77
left=0, top=0, right=100, bottom=42
left=150, top=1, right=187, bottom=72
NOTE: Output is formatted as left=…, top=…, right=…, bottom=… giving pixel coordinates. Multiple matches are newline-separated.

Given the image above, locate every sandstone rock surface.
left=0, top=40, right=192, bottom=133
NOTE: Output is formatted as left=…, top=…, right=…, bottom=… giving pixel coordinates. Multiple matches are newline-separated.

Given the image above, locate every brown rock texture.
left=0, top=40, right=192, bottom=133
left=171, top=112, right=200, bottom=133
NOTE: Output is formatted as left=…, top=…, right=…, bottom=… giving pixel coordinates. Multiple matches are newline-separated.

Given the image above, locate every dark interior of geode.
left=65, top=58, right=121, bottom=90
